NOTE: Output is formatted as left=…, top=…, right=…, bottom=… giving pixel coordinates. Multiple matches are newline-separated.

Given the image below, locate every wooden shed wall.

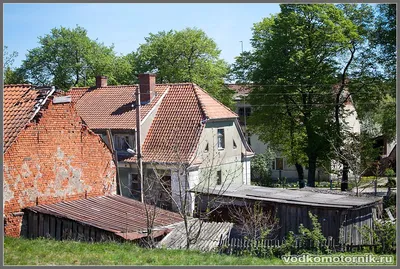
left=21, top=210, right=122, bottom=242
left=276, top=203, right=379, bottom=246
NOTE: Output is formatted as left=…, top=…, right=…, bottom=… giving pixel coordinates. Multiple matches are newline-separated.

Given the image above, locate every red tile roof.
left=73, top=83, right=237, bottom=164
left=226, top=84, right=254, bottom=95
left=3, top=84, right=53, bottom=152
left=141, top=83, right=237, bottom=163
left=142, top=83, right=204, bottom=163
left=194, top=85, right=237, bottom=119
left=74, top=85, right=168, bottom=130
left=68, top=87, right=90, bottom=103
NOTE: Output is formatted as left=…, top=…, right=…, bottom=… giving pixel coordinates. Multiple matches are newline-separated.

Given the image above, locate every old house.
left=3, top=84, right=117, bottom=237
left=69, top=74, right=254, bottom=214
left=228, top=84, right=363, bottom=182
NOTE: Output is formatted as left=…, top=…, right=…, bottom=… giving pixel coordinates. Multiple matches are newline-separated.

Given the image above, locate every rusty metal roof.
left=26, top=195, right=183, bottom=240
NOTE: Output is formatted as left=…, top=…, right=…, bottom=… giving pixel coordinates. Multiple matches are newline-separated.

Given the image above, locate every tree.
left=228, top=201, right=279, bottom=240
left=330, top=132, right=379, bottom=196
left=370, top=4, right=396, bottom=142
left=143, top=137, right=241, bottom=250
left=3, top=46, right=26, bottom=84
left=134, top=28, right=234, bottom=107
left=250, top=149, right=275, bottom=187
left=233, top=4, right=360, bottom=187
left=21, top=26, right=131, bottom=90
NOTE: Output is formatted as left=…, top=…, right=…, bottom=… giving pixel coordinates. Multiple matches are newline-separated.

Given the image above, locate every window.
left=247, top=136, right=251, bottom=146
left=114, top=134, right=134, bottom=151
left=238, top=107, right=251, bottom=117
left=205, top=143, right=209, bottom=152
left=272, top=158, right=284, bottom=170
left=233, top=139, right=237, bottom=149
left=217, top=170, right=222, bottom=185
left=130, top=174, right=141, bottom=200
left=217, top=129, right=225, bottom=149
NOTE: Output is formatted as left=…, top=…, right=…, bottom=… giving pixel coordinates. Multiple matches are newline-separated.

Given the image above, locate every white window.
left=217, top=129, right=225, bottom=149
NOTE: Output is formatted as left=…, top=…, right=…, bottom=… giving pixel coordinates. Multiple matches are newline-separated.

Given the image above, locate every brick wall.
left=3, top=101, right=117, bottom=237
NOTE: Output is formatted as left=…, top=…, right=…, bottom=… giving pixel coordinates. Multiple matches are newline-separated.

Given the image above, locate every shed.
left=158, top=219, right=233, bottom=252
left=194, top=184, right=383, bottom=246
left=22, top=195, right=183, bottom=242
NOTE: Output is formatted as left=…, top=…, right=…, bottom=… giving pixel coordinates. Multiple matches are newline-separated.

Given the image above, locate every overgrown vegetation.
left=250, top=150, right=275, bottom=186
left=4, top=237, right=283, bottom=265
left=358, top=220, right=396, bottom=254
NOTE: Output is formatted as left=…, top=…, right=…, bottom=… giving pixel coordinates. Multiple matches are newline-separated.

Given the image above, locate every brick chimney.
left=138, top=73, right=156, bottom=104
left=96, top=76, right=108, bottom=88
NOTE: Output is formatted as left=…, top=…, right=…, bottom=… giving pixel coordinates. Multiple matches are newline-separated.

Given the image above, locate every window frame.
left=216, top=170, right=222, bottom=185
left=217, top=128, right=225, bottom=150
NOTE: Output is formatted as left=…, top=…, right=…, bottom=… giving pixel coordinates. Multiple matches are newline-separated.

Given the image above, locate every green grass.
left=4, top=237, right=284, bottom=265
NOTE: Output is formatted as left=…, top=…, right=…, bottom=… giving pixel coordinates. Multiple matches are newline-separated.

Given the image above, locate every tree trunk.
left=307, top=156, right=317, bottom=187
left=341, top=160, right=349, bottom=191
left=295, top=163, right=305, bottom=188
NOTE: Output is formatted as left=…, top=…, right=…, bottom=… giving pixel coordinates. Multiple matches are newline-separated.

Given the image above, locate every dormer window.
left=114, top=134, right=134, bottom=151
left=217, top=129, right=225, bottom=149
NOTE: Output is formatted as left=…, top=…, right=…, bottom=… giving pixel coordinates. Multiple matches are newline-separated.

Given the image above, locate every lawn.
left=4, top=237, right=284, bottom=266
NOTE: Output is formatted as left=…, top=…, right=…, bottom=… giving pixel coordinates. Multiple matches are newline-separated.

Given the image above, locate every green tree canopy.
left=3, top=46, right=27, bottom=84
left=134, top=28, right=233, bottom=106
left=232, top=4, right=366, bottom=187
left=21, top=26, right=133, bottom=90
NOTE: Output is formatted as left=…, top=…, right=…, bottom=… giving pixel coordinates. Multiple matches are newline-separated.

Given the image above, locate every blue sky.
left=4, top=3, right=281, bottom=68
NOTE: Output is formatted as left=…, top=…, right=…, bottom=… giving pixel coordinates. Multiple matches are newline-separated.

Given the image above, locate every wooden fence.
left=218, top=236, right=336, bottom=256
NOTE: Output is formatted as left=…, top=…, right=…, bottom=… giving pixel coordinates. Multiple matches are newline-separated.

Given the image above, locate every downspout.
left=135, top=86, right=144, bottom=203
left=106, top=129, right=122, bottom=195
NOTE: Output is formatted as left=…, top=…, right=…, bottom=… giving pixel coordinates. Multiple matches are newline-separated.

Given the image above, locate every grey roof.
left=193, top=184, right=382, bottom=209
left=158, top=219, right=233, bottom=252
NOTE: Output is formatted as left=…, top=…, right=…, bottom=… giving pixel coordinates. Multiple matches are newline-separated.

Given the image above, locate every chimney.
left=96, top=75, right=108, bottom=88
left=138, top=73, right=156, bottom=104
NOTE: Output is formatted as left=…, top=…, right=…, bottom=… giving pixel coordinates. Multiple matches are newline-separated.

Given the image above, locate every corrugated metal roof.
left=158, top=219, right=233, bottom=252
left=26, top=195, right=183, bottom=240
left=192, top=184, right=382, bottom=209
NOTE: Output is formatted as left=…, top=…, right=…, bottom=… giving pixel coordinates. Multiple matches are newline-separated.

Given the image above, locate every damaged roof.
left=26, top=195, right=183, bottom=241
left=3, top=84, right=55, bottom=152
left=158, top=219, right=233, bottom=252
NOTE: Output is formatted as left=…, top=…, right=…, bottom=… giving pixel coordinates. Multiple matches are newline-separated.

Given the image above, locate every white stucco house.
left=228, top=84, right=363, bottom=183
left=68, top=74, right=253, bottom=214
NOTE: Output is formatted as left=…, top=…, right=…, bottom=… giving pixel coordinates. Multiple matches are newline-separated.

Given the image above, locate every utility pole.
left=240, top=40, right=249, bottom=185
left=135, top=86, right=144, bottom=203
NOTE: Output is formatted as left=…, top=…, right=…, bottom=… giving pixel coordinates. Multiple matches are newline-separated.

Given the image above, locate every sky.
left=4, top=3, right=281, bottom=68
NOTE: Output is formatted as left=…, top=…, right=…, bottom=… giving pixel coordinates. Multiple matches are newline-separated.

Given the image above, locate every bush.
left=274, top=212, right=330, bottom=256
left=359, top=220, right=396, bottom=254
left=251, top=150, right=275, bottom=187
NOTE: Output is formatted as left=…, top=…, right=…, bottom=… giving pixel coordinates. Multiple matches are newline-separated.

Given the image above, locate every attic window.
left=233, top=139, right=237, bottom=149
left=205, top=143, right=209, bottom=152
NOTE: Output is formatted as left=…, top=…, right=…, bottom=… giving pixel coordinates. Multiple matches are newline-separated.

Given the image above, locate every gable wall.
left=3, top=101, right=116, bottom=237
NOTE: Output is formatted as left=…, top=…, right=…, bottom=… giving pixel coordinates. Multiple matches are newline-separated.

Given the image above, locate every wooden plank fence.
left=218, top=236, right=336, bottom=256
